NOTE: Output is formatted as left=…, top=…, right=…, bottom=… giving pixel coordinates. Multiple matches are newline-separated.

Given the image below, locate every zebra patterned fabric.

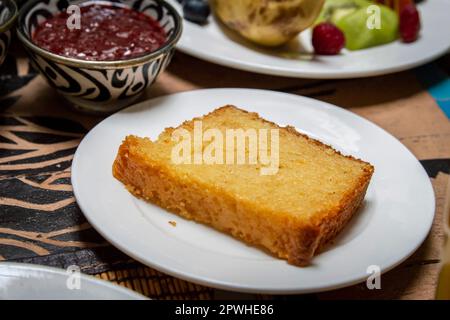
left=0, top=115, right=105, bottom=261
left=0, top=57, right=134, bottom=273
left=18, top=0, right=180, bottom=113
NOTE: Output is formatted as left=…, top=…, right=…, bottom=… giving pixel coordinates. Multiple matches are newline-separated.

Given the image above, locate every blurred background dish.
left=171, top=0, right=450, bottom=78
left=0, top=0, right=18, bottom=67
left=0, top=262, right=147, bottom=300
left=16, top=0, right=182, bottom=114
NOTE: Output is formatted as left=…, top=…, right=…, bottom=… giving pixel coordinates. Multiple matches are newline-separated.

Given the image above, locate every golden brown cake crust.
left=112, top=105, right=374, bottom=266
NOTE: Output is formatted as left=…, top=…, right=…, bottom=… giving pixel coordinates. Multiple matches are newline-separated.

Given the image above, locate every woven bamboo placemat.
left=1, top=45, right=449, bottom=299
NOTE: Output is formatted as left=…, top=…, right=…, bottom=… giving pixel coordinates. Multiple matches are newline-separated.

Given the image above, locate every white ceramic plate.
left=169, top=0, right=450, bottom=78
left=0, top=262, right=147, bottom=300
left=72, top=89, right=435, bottom=294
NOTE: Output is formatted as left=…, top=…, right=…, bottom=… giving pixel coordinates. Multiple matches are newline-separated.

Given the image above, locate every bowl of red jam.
left=0, top=0, right=18, bottom=67
left=17, top=0, right=182, bottom=113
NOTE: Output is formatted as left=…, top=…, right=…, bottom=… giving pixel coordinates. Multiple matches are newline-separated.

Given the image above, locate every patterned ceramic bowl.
left=0, top=0, right=18, bottom=67
left=17, top=0, right=182, bottom=114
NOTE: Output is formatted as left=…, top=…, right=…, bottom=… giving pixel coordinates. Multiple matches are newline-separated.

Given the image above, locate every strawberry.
left=399, top=3, right=421, bottom=43
left=312, top=23, right=345, bottom=55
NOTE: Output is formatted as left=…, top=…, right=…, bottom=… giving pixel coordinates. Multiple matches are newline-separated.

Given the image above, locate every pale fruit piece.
left=315, top=0, right=372, bottom=25
left=211, top=0, right=325, bottom=47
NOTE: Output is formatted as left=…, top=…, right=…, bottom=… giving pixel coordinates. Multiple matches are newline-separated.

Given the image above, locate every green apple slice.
left=336, top=5, right=399, bottom=50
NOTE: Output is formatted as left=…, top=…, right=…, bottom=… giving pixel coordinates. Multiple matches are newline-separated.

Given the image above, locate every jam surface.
left=32, top=3, right=167, bottom=61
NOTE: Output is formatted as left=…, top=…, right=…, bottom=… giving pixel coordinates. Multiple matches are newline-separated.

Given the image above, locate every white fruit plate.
left=170, top=0, right=450, bottom=78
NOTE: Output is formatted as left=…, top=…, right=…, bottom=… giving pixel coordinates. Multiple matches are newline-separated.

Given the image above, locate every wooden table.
left=0, top=47, right=449, bottom=299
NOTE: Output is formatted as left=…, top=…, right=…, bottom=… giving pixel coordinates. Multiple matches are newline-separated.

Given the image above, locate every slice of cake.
left=113, top=105, right=374, bottom=266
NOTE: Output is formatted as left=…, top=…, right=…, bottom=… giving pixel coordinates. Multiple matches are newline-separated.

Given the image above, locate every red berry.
left=400, top=4, right=421, bottom=43
left=312, top=23, right=345, bottom=55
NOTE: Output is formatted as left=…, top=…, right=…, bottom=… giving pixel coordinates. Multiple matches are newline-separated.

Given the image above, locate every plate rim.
left=72, top=88, right=436, bottom=294
left=177, top=41, right=450, bottom=79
